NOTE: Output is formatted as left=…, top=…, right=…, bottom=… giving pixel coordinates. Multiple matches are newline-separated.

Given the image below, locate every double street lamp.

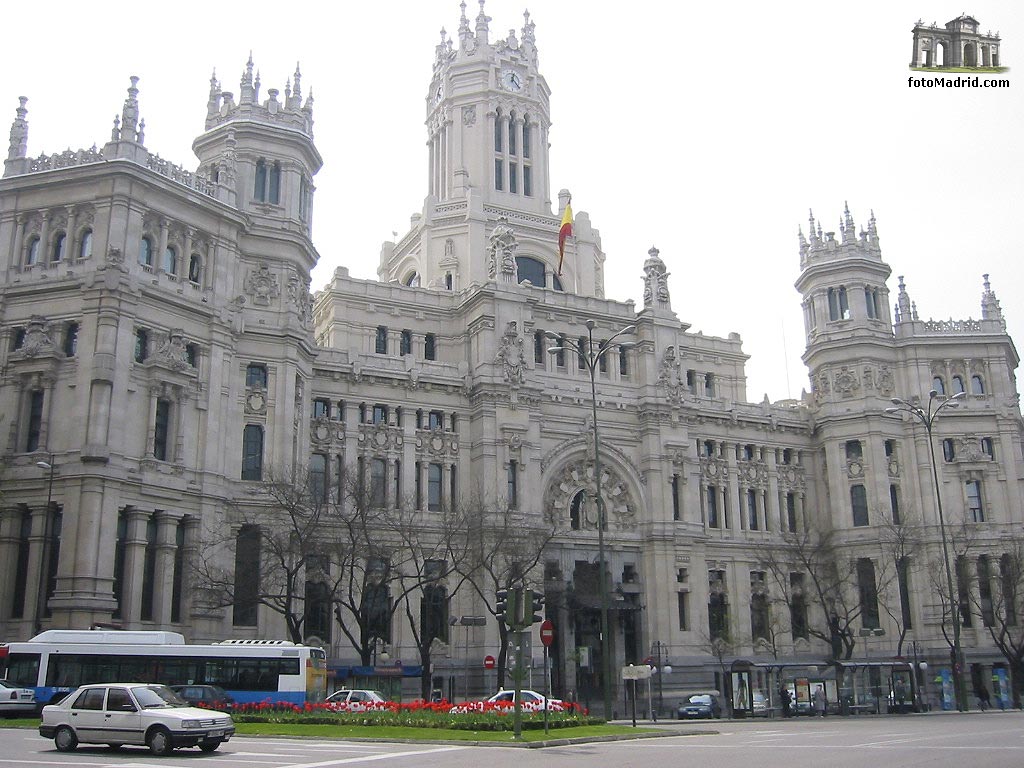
left=885, top=390, right=967, bottom=711
left=546, top=320, right=635, bottom=720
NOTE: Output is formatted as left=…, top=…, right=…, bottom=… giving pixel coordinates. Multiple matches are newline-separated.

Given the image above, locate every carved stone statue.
left=494, top=321, right=526, bottom=385
left=487, top=217, right=518, bottom=283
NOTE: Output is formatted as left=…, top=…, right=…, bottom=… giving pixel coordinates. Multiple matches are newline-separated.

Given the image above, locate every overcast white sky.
left=4, top=1, right=1021, bottom=402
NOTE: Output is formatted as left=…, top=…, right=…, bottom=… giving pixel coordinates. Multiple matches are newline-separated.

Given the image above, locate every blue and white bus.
left=0, top=630, right=327, bottom=707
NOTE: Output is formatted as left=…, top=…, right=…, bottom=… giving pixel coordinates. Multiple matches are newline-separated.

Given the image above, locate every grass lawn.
left=5, top=717, right=659, bottom=743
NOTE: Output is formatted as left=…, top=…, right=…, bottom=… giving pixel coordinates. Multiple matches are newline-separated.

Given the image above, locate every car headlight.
left=181, top=720, right=202, bottom=729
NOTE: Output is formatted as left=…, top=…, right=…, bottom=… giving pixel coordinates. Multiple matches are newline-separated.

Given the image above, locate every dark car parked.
left=169, top=685, right=235, bottom=712
left=677, top=693, right=723, bottom=720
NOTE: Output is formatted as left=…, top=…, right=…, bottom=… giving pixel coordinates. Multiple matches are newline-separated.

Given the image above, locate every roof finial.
left=475, top=0, right=491, bottom=43
left=119, top=76, right=141, bottom=142
left=7, top=96, right=29, bottom=161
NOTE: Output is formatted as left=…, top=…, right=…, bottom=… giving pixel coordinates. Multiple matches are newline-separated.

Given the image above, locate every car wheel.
left=199, top=741, right=220, bottom=753
left=147, top=726, right=174, bottom=756
left=54, top=725, right=78, bottom=752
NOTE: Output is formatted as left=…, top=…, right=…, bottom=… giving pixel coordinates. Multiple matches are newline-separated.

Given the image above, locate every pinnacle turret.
left=475, top=0, right=491, bottom=44
left=203, top=55, right=314, bottom=136
left=7, top=96, right=28, bottom=162
left=799, top=204, right=881, bottom=268
left=981, top=273, right=1005, bottom=326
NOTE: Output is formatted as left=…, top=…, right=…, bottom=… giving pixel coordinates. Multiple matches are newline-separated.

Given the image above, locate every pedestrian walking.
left=977, top=683, right=991, bottom=711
left=812, top=685, right=827, bottom=717
left=780, top=687, right=792, bottom=718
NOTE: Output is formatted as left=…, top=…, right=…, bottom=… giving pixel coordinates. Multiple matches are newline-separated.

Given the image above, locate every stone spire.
left=240, top=53, right=255, bottom=104
left=118, top=76, right=143, bottom=143
left=521, top=8, right=538, bottom=64
left=475, top=0, right=491, bottom=45
left=458, top=1, right=473, bottom=48
left=288, top=63, right=303, bottom=110
left=981, top=273, right=1005, bottom=327
left=642, top=246, right=672, bottom=311
left=7, top=96, right=28, bottom=161
left=207, top=69, right=222, bottom=120
left=840, top=201, right=856, bottom=245
left=894, top=275, right=916, bottom=323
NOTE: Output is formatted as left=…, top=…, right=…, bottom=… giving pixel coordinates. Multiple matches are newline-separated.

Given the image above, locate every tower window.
left=971, top=375, right=985, bottom=394
left=516, top=256, right=546, bottom=288
left=951, top=375, right=965, bottom=394
left=523, top=165, right=532, bottom=197
left=242, top=424, right=264, bottom=480
left=932, top=376, right=946, bottom=395
left=246, top=363, right=268, bottom=389
left=508, top=113, right=517, bottom=155
left=254, top=159, right=281, bottom=204
left=134, top=329, right=149, bottom=363
left=51, top=232, right=66, bottom=263
left=26, top=236, right=40, bottom=265
left=400, top=329, right=412, bottom=356
left=154, top=398, right=171, bottom=461
left=509, top=162, right=518, bottom=193
left=619, top=345, right=629, bottom=376
left=851, top=484, right=868, bottom=527
left=828, top=286, right=850, bottom=320
left=705, top=373, right=715, bottom=397
left=139, top=237, right=153, bottom=267
left=424, top=333, right=436, bottom=360
left=494, top=159, right=504, bottom=191
left=375, top=326, right=388, bottom=354
left=845, top=440, right=862, bottom=460
left=163, top=246, right=177, bottom=275
left=865, top=287, right=880, bottom=319
left=522, top=118, right=531, bottom=158
left=494, top=109, right=503, bottom=152
left=188, top=254, right=202, bottom=284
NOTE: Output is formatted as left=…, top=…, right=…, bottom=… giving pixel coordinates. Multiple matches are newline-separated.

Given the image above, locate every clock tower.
left=378, top=1, right=606, bottom=298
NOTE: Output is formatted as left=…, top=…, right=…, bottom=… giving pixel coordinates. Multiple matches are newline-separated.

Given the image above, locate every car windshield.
left=133, top=685, right=187, bottom=709
left=688, top=695, right=712, bottom=705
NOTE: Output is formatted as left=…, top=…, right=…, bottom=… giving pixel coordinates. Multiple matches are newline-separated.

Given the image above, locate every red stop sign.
left=540, top=619, right=555, bottom=647
left=484, top=655, right=496, bottom=669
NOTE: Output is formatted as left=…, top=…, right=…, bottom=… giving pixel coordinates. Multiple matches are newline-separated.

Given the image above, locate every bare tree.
left=192, top=466, right=340, bottom=643
left=874, top=506, right=924, bottom=658
left=971, top=541, right=1024, bottom=707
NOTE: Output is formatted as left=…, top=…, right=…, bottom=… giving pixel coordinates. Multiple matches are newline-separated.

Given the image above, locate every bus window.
left=3, top=653, right=41, bottom=687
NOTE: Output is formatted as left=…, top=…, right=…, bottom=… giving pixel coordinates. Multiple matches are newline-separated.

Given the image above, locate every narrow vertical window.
left=310, top=453, right=327, bottom=505
left=556, top=335, right=566, bottom=367
left=599, top=341, right=608, bottom=373
left=154, top=398, right=171, bottom=461
left=233, top=525, right=260, bottom=626
left=897, top=556, right=913, bottom=630
left=956, top=556, right=972, bottom=628
left=170, top=521, right=185, bottom=623
left=415, top=461, right=423, bottom=509
left=677, top=591, right=689, bottom=631
left=140, top=516, right=158, bottom=621
left=369, top=458, right=386, bottom=508
left=400, top=329, right=412, bottom=356
left=163, top=246, right=177, bottom=274
left=424, top=333, right=436, bottom=360
left=375, top=326, right=388, bottom=354
left=450, top=464, right=457, bottom=506
left=508, top=113, right=517, bottom=155
left=966, top=480, right=984, bottom=522
left=25, top=390, right=44, bottom=452
left=706, top=486, right=719, bottom=529
left=494, top=159, right=504, bottom=191
left=134, top=329, right=149, bottom=363
left=522, top=119, right=531, bottom=158
left=242, top=424, right=264, bottom=480
left=619, top=345, right=629, bottom=376
left=889, top=484, right=901, bottom=525
left=494, top=110, right=503, bottom=152
left=507, top=461, right=518, bottom=509
left=534, top=331, right=544, bottom=365
left=139, top=237, right=153, bottom=267
left=978, top=556, right=994, bottom=627
left=51, top=233, right=66, bottom=263
left=851, top=484, right=868, bottom=527
left=747, top=489, right=758, bottom=530
left=942, top=439, right=956, bottom=462
left=933, top=376, right=946, bottom=395
left=26, top=236, right=40, bottom=265
left=112, top=509, right=128, bottom=620
left=839, top=286, right=850, bottom=318
left=509, top=162, right=518, bottom=193
left=857, top=558, right=880, bottom=629
left=971, top=375, right=985, bottom=394
left=785, top=492, right=797, bottom=532
left=78, top=229, right=93, bottom=259
left=63, top=322, right=79, bottom=357
left=428, top=463, right=442, bottom=511
left=671, top=474, right=681, bottom=521
left=188, top=254, right=202, bottom=284
left=11, top=510, right=31, bottom=618
left=523, top=165, right=532, bottom=197
left=268, top=161, right=281, bottom=204
left=705, top=373, right=715, bottom=397
left=951, top=375, right=965, bottom=394
left=254, top=159, right=267, bottom=201
left=577, top=336, right=586, bottom=370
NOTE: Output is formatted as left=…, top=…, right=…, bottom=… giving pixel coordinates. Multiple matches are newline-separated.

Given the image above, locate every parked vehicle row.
left=450, top=689, right=565, bottom=713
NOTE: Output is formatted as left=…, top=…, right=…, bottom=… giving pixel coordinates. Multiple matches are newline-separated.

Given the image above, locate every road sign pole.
left=543, top=644, right=550, bottom=735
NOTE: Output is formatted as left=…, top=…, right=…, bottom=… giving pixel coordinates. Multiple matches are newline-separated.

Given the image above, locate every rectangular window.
left=310, top=453, right=327, bottom=505
left=851, top=484, right=869, bottom=527
left=677, top=591, right=689, bottom=631
left=706, top=486, right=719, bottom=529
left=313, top=399, right=330, bottom=419
left=424, top=333, right=436, bottom=360
left=599, top=341, right=608, bottom=373
left=154, top=398, right=171, bottom=461
left=369, top=459, right=386, bottom=508
left=135, top=329, right=149, bottom=363
left=884, top=439, right=895, bottom=458
left=494, top=159, right=504, bottom=191
left=523, top=165, right=532, bottom=197
left=790, top=573, right=808, bottom=639
left=1001, top=555, right=1017, bottom=627
left=373, top=404, right=388, bottom=425
left=10, top=510, right=31, bottom=618
left=26, top=389, right=44, bottom=452
left=705, top=373, right=715, bottom=397
left=241, top=425, right=264, bottom=481
left=450, top=464, right=457, bottom=506
left=170, top=522, right=185, bottom=623
left=708, top=571, right=728, bottom=640
left=509, top=162, right=518, bottom=193
left=956, top=556, right=972, bottom=628
left=508, top=461, right=518, bottom=509
left=577, top=336, right=586, bottom=369
left=686, top=370, right=695, bottom=393
left=140, top=517, right=158, bottom=621
left=534, top=331, right=544, bottom=365
left=966, top=480, right=984, bottom=522
left=233, top=525, right=260, bottom=626
left=63, top=322, right=79, bottom=357
left=845, top=440, right=863, bottom=460
left=428, top=463, right=442, bottom=511
left=246, top=363, right=268, bottom=389
left=415, top=461, right=423, bottom=509
left=889, top=484, right=901, bottom=525
left=671, top=474, right=681, bottom=521
left=897, top=556, right=913, bottom=630
left=978, top=556, right=994, bottom=627
left=400, top=330, right=412, bottom=356
left=112, top=510, right=128, bottom=620
left=556, top=335, right=566, bottom=367
left=375, top=326, right=388, bottom=354
left=747, top=489, right=758, bottom=531
left=857, top=558, right=880, bottom=629
left=619, top=346, right=629, bottom=376
left=428, top=410, right=443, bottom=430
left=786, top=492, right=797, bottom=532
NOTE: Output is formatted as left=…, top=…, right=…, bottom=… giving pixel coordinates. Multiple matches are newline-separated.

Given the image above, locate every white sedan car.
left=324, top=689, right=388, bottom=711
left=39, top=683, right=234, bottom=755
left=451, top=689, right=565, bottom=713
left=0, top=679, right=36, bottom=717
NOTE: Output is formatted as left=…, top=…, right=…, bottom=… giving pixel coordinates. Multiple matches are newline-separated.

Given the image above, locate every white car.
left=324, top=689, right=388, bottom=711
left=451, top=689, right=565, bottom=713
left=0, top=679, right=36, bottom=717
left=39, top=683, right=234, bottom=755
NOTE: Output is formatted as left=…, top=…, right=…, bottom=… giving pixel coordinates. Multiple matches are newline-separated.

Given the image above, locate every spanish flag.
left=557, top=199, right=573, bottom=276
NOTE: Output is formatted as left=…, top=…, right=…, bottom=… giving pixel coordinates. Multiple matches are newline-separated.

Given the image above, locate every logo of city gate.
left=910, top=14, right=1007, bottom=72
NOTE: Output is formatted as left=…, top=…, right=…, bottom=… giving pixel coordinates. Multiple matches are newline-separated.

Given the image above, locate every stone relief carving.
left=16, top=316, right=59, bottom=358
left=657, top=345, right=685, bottom=405
left=544, top=459, right=637, bottom=532
left=833, top=366, right=860, bottom=396
left=245, top=263, right=280, bottom=306
left=642, top=247, right=671, bottom=310
left=462, top=105, right=476, bottom=126
left=287, top=271, right=312, bottom=328
left=486, top=217, right=518, bottom=282
left=494, top=321, right=527, bottom=386
left=151, top=329, right=191, bottom=371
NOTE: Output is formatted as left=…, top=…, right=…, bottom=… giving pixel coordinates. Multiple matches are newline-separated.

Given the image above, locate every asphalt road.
left=5, top=711, right=1024, bottom=768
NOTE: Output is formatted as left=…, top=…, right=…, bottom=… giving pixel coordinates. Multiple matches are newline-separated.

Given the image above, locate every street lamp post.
left=650, top=640, right=672, bottom=716
left=885, top=390, right=967, bottom=711
left=547, top=320, right=635, bottom=721
left=34, top=454, right=56, bottom=634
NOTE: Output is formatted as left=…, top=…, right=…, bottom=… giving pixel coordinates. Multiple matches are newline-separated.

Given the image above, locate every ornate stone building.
left=911, top=14, right=1002, bottom=68
left=1, top=3, right=1021, bottom=712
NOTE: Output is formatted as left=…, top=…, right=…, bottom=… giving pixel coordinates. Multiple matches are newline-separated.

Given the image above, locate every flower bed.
left=227, top=699, right=599, bottom=731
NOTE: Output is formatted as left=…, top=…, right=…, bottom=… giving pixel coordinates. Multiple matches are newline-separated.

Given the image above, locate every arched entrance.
left=963, top=42, right=977, bottom=67
left=936, top=40, right=948, bottom=66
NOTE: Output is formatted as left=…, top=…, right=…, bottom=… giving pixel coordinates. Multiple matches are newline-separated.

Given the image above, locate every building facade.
left=911, top=14, right=1002, bottom=69
left=1, top=3, right=1022, bottom=713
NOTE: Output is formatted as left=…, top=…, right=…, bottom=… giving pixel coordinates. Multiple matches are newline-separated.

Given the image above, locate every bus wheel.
left=147, top=727, right=173, bottom=756
left=54, top=726, right=78, bottom=752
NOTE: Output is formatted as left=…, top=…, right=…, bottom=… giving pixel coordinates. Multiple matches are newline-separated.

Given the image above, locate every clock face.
left=501, top=69, right=523, bottom=92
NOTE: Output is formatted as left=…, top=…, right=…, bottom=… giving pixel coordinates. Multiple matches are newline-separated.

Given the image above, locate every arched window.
left=79, top=229, right=93, bottom=259
left=242, top=424, right=264, bottom=480
left=188, top=253, right=202, bottom=284
left=932, top=376, right=945, bottom=395
left=570, top=490, right=586, bottom=531
left=951, top=375, right=965, bottom=394
left=163, top=246, right=177, bottom=274
left=51, top=232, right=66, bottom=262
left=508, top=110, right=517, bottom=155
left=522, top=115, right=531, bottom=158
left=139, top=236, right=153, bottom=267
left=971, top=375, right=985, bottom=394
left=494, top=108, right=503, bottom=152
left=403, top=271, right=420, bottom=287
left=515, top=256, right=546, bottom=288
left=26, top=236, right=40, bottom=265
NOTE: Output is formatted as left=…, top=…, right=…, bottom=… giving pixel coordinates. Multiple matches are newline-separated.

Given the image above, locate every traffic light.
left=496, top=589, right=509, bottom=625
left=528, top=590, right=545, bottom=625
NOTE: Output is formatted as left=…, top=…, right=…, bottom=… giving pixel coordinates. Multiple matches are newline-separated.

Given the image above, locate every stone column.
left=152, top=512, right=178, bottom=626
left=120, top=508, right=150, bottom=626
left=12, top=213, right=25, bottom=267
left=37, top=373, right=56, bottom=452
left=65, top=207, right=77, bottom=261
left=173, top=386, right=187, bottom=463
left=144, top=385, right=159, bottom=458
left=24, top=506, right=49, bottom=630
left=0, top=508, right=21, bottom=619
left=37, top=211, right=50, bottom=268
left=179, top=516, right=200, bottom=625
left=156, top=218, right=169, bottom=272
